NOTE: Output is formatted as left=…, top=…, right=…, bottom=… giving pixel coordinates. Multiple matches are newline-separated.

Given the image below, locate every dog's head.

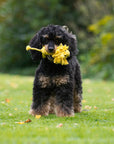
left=29, top=24, right=78, bottom=61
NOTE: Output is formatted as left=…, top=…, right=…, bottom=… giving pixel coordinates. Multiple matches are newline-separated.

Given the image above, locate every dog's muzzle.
left=48, top=41, right=55, bottom=53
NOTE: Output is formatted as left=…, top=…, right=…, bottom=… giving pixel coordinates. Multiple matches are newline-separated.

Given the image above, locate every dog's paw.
left=55, top=105, right=74, bottom=117
left=74, top=103, right=82, bottom=113
left=29, top=108, right=49, bottom=116
left=29, top=109, right=37, bottom=116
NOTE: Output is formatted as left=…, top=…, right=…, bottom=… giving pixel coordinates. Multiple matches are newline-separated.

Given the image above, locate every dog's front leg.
left=74, top=62, right=83, bottom=113
left=55, top=84, right=74, bottom=117
left=29, top=83, right=51, bottom=116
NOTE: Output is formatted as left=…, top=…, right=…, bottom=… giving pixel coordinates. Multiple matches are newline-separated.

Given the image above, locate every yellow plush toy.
left=26, top=43, right=70, bottom=65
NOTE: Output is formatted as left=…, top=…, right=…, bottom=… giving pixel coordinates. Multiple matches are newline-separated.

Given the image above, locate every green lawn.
left=0, top=73, right=114, bottom=144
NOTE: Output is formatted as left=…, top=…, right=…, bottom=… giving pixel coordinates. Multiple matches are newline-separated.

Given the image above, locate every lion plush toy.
left=26, top=43, right=70, bottom=65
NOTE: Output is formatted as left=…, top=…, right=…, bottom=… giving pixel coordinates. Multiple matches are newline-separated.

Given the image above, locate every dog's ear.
left=63, top=30, right=78, bottom=57
left=62, top=26, right=78, bottom=56
left=68, top=34, right=79, bottom=57
left=29, top=32, right=42, bottom=61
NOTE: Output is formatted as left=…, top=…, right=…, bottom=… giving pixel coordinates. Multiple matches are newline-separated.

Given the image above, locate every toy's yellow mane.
left=26, top=43, right=70, bottom=65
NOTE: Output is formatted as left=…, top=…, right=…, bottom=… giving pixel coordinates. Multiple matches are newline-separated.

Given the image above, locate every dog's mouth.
left=47, top=55, right=54, bottom=62
left=43, top=45, right=54, bottom=62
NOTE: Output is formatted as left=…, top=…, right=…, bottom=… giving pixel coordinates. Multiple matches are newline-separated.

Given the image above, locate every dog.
left=28, top=24, right=82, bottom=117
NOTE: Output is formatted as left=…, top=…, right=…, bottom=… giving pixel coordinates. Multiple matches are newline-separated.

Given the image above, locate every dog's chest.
left=38, top=74, right=69, bottom=88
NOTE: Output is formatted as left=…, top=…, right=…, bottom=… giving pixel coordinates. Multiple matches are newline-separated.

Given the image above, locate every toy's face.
left=40, top=25, right=68, bottom=53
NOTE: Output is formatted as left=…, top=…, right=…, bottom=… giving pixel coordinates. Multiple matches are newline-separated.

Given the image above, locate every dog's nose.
left=48, top=47, right=54, bottom=52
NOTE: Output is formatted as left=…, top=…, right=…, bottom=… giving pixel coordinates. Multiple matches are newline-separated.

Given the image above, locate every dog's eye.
left=55, top=37, right=62, bottom=45
left=42, top=37, right=49, bottom=44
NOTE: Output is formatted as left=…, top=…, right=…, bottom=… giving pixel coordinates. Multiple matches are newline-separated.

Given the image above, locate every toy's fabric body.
left=26, top=43, right=70, bottom=65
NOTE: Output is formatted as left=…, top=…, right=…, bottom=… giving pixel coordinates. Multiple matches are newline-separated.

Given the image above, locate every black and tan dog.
left=28, top=24, right=82, bottom=117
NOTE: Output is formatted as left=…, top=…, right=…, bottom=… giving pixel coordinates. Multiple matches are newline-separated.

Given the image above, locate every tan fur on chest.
left=38, top=74, right=69, bottom=88
left=38, top=75, right=50, bottom=88
left=52, top=75, right=69, bottom=86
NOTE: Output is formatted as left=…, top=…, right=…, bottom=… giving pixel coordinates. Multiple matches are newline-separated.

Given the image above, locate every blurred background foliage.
left=0, top=0, right=114, bottom=80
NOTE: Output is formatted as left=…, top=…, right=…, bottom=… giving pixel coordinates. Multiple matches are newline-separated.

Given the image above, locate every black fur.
left=28, top=24, right=82, bottom=117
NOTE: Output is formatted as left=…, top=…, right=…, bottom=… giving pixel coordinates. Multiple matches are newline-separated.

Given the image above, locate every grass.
left=0, top=73, right=114, bottom=144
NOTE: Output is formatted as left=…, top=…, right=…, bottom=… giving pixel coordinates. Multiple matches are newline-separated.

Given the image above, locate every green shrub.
left=87, top=15, right=114, bottom=80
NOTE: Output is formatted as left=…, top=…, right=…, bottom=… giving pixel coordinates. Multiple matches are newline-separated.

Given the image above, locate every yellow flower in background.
left=88, top=24, right=99, bottom=33
left=98, top=15, right=113, bottom=26
left=101, top=33, right=113, bottom=45
left=88, top=15, right=113, bottom=34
